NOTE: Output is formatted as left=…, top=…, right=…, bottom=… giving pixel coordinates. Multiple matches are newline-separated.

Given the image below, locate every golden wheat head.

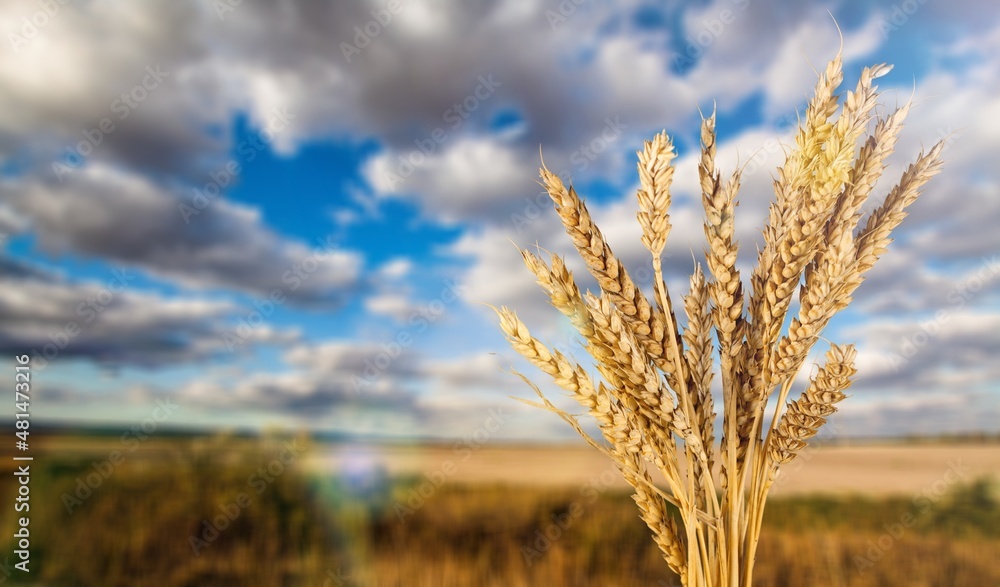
left=497, top=50, right=943, bottom=587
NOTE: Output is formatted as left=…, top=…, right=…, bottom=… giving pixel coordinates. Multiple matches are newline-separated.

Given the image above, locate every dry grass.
left=497, top=48, right=944, bottom=586
left=0, top=433, right=343, bottom=586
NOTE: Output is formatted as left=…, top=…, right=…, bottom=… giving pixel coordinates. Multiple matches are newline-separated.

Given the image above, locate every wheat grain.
left=769, top=344, right=856, bottom=466
left=497, top=50, right=942, bottom=587
left=636, top=131, right=677, bottom=256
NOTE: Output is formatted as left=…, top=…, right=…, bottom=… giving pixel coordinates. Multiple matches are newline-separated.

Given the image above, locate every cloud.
left=175, top=340, right=424, bottom=421
left=1, top=0, right=997, bottom=438
left=0, top=256, right=297, bottom=370
left=874, top=37, right=1000, bottom=263
left=846, top=310, right=1000, bottom=392
left=444, top=11, right=1000, bottom=440
left=0, top=2, right=224, bottom=180
left=854, top=252, right=1000, bottom=315
left=0, top=0, right=900, bottom=239
left=364, top=135, right=530, bottom=224
left=2, top=164, right=363, bottom=305
left=364, top=292, right=416, bottom=322
left=173, top=341, right=557, bottom=439
left=0, top=203, right=28, bottom=237
left=837, top=391, right=1000, bottom=437
left=377, top=258, right=413, bottom=279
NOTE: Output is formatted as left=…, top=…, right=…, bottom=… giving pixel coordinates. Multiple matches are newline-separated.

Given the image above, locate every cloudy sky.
left=0, top=0, right=997, bottom=441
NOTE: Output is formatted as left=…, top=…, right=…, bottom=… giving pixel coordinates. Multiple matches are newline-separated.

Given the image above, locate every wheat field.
left=1, top=433, right=997, bottom=586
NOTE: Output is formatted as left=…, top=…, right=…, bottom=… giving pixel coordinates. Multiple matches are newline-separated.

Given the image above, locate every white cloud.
left=364, top=135, right=529, bottom=223
left=2, top=163, right=364, bottom=304
left=173, top=340, right=558, bottom=440
left=1, top=0, right=997, bottom=437
left=364, top=292, right=415, bottom=321
left=378, top=258, right=413, bottom=279
left=0, top=258, right=297, bottom=369
left=760, top=15, right=884, bottom=119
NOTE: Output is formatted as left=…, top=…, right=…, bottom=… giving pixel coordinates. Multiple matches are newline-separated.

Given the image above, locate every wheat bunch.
left=495, top=48, right=944, bottom=587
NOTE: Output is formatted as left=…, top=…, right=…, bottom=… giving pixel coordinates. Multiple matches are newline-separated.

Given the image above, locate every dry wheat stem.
left=540, top=166, right=673, bottom=369
left=697, top=111, right=747, bottom=585
left=737, top=51, right=848, bottom=469
left=734, top=60, right=892, bottom=541
left=636, top=131, right=721, bottom=586
left=497, top=49, right=942, bottom=587
left=497, top=301, right=702, bottom=524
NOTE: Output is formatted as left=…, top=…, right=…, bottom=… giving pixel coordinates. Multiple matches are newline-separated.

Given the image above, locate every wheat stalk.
left=496, top=50, right=943, bottom=587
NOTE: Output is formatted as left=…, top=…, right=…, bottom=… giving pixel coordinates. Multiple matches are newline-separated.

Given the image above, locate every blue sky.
left=1, top=0, right=998, bottom=441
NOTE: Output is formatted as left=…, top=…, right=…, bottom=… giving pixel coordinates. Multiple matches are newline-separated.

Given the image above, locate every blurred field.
left=0, top=432, right=998, bottom=586
left=26, top=433, right=1000, bottom=495
left=305, top=439, right=1000, bottom=497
